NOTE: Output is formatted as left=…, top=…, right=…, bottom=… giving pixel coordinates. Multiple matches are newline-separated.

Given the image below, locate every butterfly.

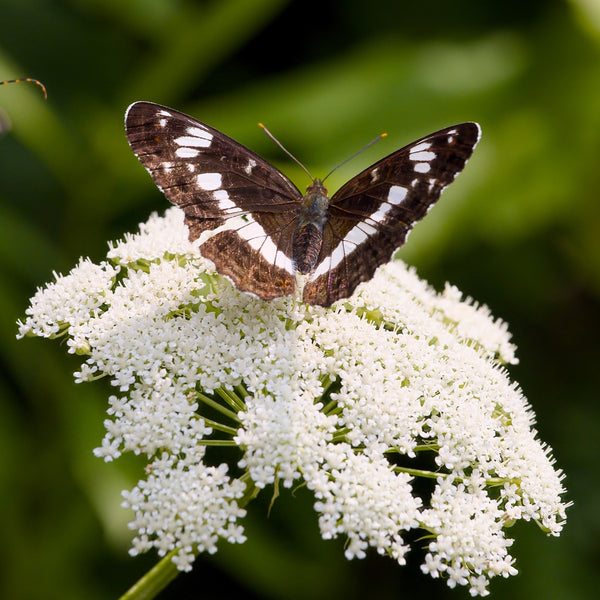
left=125, top=101, right=480, bottom=307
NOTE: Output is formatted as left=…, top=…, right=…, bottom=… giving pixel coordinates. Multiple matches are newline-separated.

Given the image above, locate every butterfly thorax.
left=292, top=180, right=330, bottom=274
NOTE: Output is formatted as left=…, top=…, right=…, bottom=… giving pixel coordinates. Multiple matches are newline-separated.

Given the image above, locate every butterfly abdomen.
left=293, top=223, right=322, bottom=274
left=292, top=181, right=329, bottom=274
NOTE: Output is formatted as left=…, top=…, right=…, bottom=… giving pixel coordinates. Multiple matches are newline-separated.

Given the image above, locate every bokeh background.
left=1, top=0, right=599, bottom=598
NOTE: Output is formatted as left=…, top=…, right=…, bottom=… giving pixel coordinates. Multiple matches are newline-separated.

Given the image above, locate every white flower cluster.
left=17, top=208, right=569, bottom=595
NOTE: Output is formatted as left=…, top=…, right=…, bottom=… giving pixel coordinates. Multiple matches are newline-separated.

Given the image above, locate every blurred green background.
left=1, top=0, right=599, bottom=598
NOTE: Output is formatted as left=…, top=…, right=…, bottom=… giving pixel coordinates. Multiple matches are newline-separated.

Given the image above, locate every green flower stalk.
left=18, top=208, right=569, bottom=597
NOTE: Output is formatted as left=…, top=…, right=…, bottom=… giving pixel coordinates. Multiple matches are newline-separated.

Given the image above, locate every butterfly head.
left=305, top=178, right=328, bottom=199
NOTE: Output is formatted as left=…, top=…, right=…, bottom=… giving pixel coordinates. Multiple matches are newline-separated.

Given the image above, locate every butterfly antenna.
left=259, top=122, right=315, bottom=182
left=0, top=78, right=47, bottom=99
left=322, top=133, right=387, bottom=183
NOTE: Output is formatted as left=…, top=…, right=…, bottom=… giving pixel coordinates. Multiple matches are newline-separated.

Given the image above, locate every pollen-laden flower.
left=17, top=208, right=569, bottom=596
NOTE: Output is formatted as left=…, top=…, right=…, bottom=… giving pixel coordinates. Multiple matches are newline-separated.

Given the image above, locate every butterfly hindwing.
left=125, top=101, right=302, bottom=299
left=303, top=123, right=481, bottom=306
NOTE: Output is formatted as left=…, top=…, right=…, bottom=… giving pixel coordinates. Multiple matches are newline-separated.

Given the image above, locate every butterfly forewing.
left=303, top=123, right=480, bottom=306
left=125, top=101, right=304, bottom=299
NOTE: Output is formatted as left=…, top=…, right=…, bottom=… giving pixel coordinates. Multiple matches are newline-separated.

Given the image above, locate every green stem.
left=238, top=472, right=260, bottom=505
left=201, top=417, right=238, bottom=436
left=197, top=438, right=238, bottom=447
left=330, top=427, right=350, bottom=442
left=216, top=386, right=246, bottom=412
left=118, top=551, right=180, bottom=600
left=394, top=466, right=443, bottom=479
left=196, top=392, right=240, bottom=422
left=235, top=383, right=249, bottom=399
left=411, top=443, right=440, bottom=452
left=321, top=398, right=339, bottom=415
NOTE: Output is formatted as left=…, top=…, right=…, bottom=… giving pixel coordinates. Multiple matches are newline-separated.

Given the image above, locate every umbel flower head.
left=18, top=208, right=568, bottom=596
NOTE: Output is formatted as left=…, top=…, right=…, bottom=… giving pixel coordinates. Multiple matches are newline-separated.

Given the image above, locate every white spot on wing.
left=414, top=162, right=431, bottom=173
left=244, top=159, right=257, bottom=174
left=175, top=128, right=212, bottom=148
left=175, top=147, right=200, bottom=158
left=187, top=125, right=209, bottom=135
left=196, top=172, right=222, bottom=190
left=409, top=141, right=431, bottom=153
left=388, top=185, right=408, bottom=205
left=409, top=150, right=436, bottom=162
left=174, top=135, right=211, bottom=148
left=446, top=130, right=458, bottom=144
